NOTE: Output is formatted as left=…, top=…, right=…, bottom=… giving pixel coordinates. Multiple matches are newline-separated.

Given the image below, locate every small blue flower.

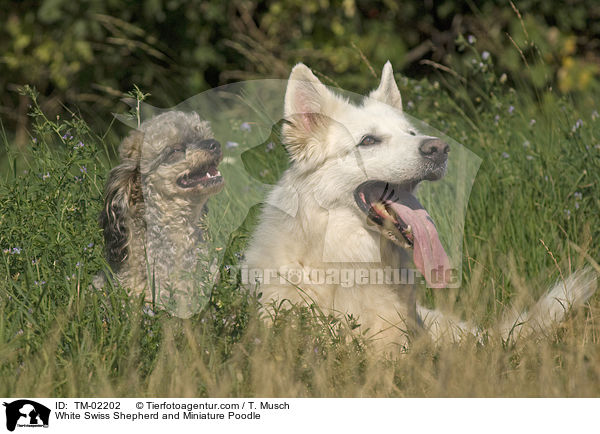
left=575, top=202, right=580, bottom=210
left=468, top=35, right=476, bottom=44
left=502, top=152, right=510, bottom=159
left=574, top=191, right=582, bottom=200
left=225, top=141, right=239, bottom=149
left=572, top=119, right=583, bottom=132
left=80, top=166, right=87, bottom=174
left=564, top=209, right=571, bottom=218
left=143, top=305, right=156, bottom=317
left=76, top=262, right=81, bottom=268
left=32, top=138, right=37, bottom=143
left=523, top=140, right=530, bottom=148
left=87, top=242, right=94, bottom=248
left=508, top=106, right=515, bottom=114
left=482, top=51, right=490, bottom=60
left=494, top=114, right=500, bottom=124
left=529, top=119, right=536, bottom=126
left=42, top=172, right=50, bottom=180
left=240, top=122, right=252, bottom=132
left=11, top=247, right=21, bottom=255
left=265, top=142, right=275, bottom=152
left=592, top=110, right=599, bottom=120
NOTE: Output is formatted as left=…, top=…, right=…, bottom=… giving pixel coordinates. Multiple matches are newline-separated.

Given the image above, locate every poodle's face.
left=137, top=112, right=224, bottom=199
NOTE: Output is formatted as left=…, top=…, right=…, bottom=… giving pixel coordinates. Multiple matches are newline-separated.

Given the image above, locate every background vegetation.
left=1, top=0, right=599, bottom=397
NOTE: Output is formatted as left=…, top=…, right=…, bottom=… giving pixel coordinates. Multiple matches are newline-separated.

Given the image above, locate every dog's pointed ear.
left=369, top=61, right=402, bottom=111
left=284, top=64, right=331, bottom=131
left=282, top=63, right=332, bottom=160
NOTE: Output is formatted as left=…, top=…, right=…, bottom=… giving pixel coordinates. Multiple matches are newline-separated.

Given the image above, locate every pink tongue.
left=387, top=201, right=451, bottom=288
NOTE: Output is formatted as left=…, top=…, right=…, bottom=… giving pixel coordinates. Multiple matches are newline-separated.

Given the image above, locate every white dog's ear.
left=369, top=61, right=402, bottom=111
left=283, top=63, right=332, bottom=160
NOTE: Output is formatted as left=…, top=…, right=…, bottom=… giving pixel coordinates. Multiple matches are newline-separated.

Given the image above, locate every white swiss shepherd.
left=244, top=61, right=597, bottom=350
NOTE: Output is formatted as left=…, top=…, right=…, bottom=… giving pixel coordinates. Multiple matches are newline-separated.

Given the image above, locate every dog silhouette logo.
left=3, top=400, right=50, bottom=431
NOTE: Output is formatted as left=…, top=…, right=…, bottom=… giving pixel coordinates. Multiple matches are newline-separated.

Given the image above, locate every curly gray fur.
left=97, top=111, right=224, bottom=313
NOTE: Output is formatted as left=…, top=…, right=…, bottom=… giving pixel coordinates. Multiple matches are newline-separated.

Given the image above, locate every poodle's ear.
left=118, top=129, right=144, bottom=161
left=100, top=133, right=144, bottom=270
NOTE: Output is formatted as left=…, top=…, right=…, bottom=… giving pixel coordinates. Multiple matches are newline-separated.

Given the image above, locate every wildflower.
left=76, top=262, right=81, bottom=268
left=32, top=138, right=37, bottom=143
left=508, top=105, right=515, bottom=114
left=502, top=152, right=510, bottom=159
left=523, top=140, right=530, bottom=148
left=592, top=110, right=599, bottom=120
left=574, top=191, right=582, bottom=200
left=260, top=169, right=270, bottom=178
left=225, top=141, right=239, bottom=149
left=494, top=114, right=500, bottom=124
left=499, top=73, right=507, bottom=83
left=31, top=258, right=39, bottom=265
left=529, top=119, right=536, bottom=126
left=266, top=142, right=275, bottom=152
left=468, top=35, right=476, bottom=44
left=564, top=209, right=571, bottom=218
left=2, top=249, right=8, bottom=254
left=143, top=305, right=156, bottom=317
left=575, top=202, right=580, bottom=210
left=482, top=51, right=490, bottom=60
left=34, top=280, right=46, bottom=286
left=73, top=141, right=84, bottom=149
left=406, top=101, right=415, bottom=110
left=80, top=166, right=87, bottom=174
left=11, top=247, right=21, bottom=255
left=87, top=242, right=94, bottom=248
left=544, top=175, right=549, bottom=181
left=240, top=122, right=252, bottom=132
left=572, top=119, right=583, bottom=132
left=16, top=329, right=24, bottom=336
left=526, top=155, right=534, bottom=160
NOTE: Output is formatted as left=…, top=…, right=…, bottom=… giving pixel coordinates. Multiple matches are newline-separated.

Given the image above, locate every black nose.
left=419, top=138, right=449, bottom=164
left=198, top=139, right=221, bottom=153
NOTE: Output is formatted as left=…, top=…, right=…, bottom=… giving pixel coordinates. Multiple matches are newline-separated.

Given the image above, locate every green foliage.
left=3, top=0, right=600, bottom=144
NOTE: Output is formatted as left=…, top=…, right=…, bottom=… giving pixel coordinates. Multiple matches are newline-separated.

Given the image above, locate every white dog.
left=244, top=62, right=596, bottom=350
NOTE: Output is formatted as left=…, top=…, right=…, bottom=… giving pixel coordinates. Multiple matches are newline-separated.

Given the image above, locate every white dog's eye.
left=359, top=135, right=381, bottom=146
left=409, top=130, right=417, bottom=136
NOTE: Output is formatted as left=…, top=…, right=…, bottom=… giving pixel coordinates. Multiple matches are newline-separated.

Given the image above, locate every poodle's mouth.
left=354, top=180, right=450, bottom=288
left=177, top=162, right=223, bottom=189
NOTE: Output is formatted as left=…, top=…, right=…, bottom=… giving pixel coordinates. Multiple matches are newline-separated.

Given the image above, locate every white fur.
left=244, top=62, right=597, bottom=350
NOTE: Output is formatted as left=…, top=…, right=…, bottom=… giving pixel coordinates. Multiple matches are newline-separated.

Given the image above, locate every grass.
left=1, top=44, right=600, bottom=397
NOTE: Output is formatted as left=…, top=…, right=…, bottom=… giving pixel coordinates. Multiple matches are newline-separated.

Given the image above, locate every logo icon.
left=3, top=400, right=50, bottom=432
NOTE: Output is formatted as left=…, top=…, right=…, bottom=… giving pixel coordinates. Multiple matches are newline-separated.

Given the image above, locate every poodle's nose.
left=419, top=138, right=449, bottom=165
left=198, top=139, right=221, bottom=153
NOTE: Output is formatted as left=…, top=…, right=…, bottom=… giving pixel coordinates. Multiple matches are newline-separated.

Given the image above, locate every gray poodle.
left=97, top=111, right=224, bottom=315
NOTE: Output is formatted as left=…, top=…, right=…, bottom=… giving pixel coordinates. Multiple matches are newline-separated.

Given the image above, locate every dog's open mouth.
left=177, top=161, right=223, bottom=189
left=354, top=180, right=450, bottom=288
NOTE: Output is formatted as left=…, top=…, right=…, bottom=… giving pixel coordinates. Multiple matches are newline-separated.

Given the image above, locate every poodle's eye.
left=409, top=130, right=417, bottom=136
left=172, top=144, right=186, bottom=153
left=358, top=135, right=381, bottom=146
